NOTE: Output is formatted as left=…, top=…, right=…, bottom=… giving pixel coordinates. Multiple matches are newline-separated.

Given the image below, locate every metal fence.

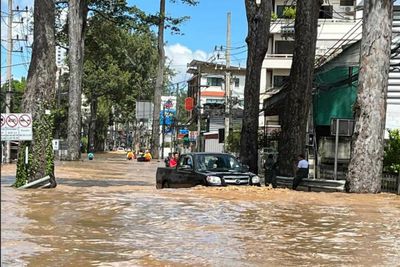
left=381, top=173, right=400, bottom=194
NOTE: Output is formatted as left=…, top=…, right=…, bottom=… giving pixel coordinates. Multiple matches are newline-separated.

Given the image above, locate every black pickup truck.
left=156, top=152, right=261, bottom=189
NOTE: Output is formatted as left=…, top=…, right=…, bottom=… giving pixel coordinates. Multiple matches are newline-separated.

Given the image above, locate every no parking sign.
left=1, top=113, right=33, bottom=141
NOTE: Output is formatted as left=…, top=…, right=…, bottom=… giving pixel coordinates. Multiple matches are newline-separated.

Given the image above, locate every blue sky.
left=3, top=1, right=399, bottom=85
left=132, top=0, right=248, bottom=83
left=1, top=0, right=248, bottom=85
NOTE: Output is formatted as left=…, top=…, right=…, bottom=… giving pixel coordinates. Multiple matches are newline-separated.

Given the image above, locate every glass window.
left=275, top=41, right=294, bottom=54
left=273, top=76, right=288, bottom=87
left=319, top=6, right=333, bottom=19
left=206, top=99, right=224, bottom=104
left=179, top=156, right=193, bottom=168
left=234, top=78, right=240, bottom=87
left=207, top=77, right=223, bottom=86
left=340, top=0, right=353, bottom=6
left=195, top=154, right=241, bottom=172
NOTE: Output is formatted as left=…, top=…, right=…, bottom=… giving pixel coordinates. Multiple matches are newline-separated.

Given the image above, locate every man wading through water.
left=292, top=154, right=309, bottom=190
left=264, top=154, right=277, bottom=188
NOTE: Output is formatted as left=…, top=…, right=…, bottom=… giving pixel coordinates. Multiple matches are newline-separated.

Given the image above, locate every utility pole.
left=196, top=66, right=202, bottom=152
left=3, top=3, right=29, bottom=163
left=224, top=12, right=231, bottom=152
left=4, top=0, right=13, bottom=163
left=161, top=104, right=165, bottom=159
left=175, top=83, right=179, bottom=152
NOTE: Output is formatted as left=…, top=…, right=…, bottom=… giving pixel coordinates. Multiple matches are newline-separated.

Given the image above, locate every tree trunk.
left=347, top=0, right=393, bottom=193
left=240, top=0, right=272, bottom=174
left=15, top=0, right=57, bottom=187
left=67, top=0, right=88, bottom=160
left=278, top=0, right=322, bottom=176
left=151, top=0, right=165, bottom=159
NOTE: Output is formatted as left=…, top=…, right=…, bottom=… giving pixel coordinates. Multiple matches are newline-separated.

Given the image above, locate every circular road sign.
left=19, top=114, right=32, bottom=127
left=6, top=114, right=18, bottom=128
left=1, top=114, right=5, bottom=127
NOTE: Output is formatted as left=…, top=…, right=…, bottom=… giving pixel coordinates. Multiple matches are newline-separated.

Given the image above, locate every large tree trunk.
left=15, top=0, right=57, bottom=187
left=347, top=0, right=393, bottom=193
left=151, top=0, right=165, bottom=159
left=240, top=0, right=272, bottom=174
left=278, top=0, right=322, bottom=176
left=67, top=0, right=87, bottom=160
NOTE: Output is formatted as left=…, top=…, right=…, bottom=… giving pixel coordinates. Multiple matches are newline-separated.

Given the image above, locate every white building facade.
left=259, top=0, right=363, bottom=127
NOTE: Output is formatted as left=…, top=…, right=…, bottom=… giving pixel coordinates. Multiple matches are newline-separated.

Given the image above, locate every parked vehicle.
left=156, top=152, right=261, bottom=189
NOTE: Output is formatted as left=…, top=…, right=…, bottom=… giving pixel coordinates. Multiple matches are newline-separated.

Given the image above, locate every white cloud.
left=165, top=43, right=210, bottom=84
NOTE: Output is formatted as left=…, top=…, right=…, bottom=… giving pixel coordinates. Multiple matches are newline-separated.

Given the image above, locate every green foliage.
left=383, top=129, right=400, bottom=173
left=82, top=13, right=158, bottom=150
left=15, top=142, right=29, bottom=187
left=81, top=136, right=88, bottom=153
left=283, top=6, right=296, bottom=19
left=271, top=12, right=278, bottom=21
left=227, top=130, right=241, bottom=154
left=15, top=112, right=55, bottom=187
left=0, top=78, right=27, bottom=113
left=94, top=98, right=111, bottom=150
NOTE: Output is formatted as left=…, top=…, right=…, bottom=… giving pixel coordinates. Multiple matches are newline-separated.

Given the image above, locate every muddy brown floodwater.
left=1, top=152, right=400, bottom=267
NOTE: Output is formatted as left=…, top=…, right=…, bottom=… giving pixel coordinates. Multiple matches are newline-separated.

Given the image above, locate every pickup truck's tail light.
left=206, top=176, right=222, bottom=185
left=251, top=176, right=260, bottom=184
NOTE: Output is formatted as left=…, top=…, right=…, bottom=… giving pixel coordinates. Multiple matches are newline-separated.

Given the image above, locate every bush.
left=81, top=136, right=88, bottom=153
left=283, top=6, right=296, bottom=19
left=383, top=129, right=400, bottom=173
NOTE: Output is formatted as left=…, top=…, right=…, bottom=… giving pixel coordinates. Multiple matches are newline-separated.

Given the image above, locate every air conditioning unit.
left=330, top=118, right=355, bottom=137
left=338, top=6, right=354, bottom=14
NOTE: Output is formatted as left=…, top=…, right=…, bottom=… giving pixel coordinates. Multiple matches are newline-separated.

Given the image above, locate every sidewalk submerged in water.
left=1, top=151, right=400, bottom=266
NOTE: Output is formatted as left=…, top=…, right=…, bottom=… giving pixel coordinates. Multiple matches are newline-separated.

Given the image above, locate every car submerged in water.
left=156, top=152, right=261, bottom=189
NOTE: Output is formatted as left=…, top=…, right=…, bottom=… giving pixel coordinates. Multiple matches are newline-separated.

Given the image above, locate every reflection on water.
left=1, top=153, right=400, bottom=266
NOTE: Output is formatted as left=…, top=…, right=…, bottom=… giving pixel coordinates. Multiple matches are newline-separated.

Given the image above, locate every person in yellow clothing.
left=144, top=150, right=152, bottom=161
left=127, top=151, right=134, bottom=160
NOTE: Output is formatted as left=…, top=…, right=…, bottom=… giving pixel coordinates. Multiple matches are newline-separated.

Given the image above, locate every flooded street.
left=2, top=152, right=400, bottom=266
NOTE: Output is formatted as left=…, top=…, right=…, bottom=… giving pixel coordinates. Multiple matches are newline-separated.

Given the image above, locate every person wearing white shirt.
left=293, top=154, right=309, bottom=190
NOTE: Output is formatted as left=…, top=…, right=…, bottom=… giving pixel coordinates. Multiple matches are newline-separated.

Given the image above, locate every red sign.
left=184, top=97, right=194, bottom=111
left=19, top=114, right=32, bottom=127
left=6, top=114, right=18, bottom=128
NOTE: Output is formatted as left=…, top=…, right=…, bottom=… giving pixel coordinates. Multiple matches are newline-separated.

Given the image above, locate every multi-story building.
left=260, top=0, right=363, bottom=128
left=187, top=60, right=246, bottom=152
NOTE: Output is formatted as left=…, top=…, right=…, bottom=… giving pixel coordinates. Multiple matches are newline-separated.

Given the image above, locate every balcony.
left=263, top=54, right=293, bottom=69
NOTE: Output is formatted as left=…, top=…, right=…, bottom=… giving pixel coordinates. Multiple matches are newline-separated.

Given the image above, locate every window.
left=340, top=0, right=353, bottom=6
left=179, top=155, right=193, bottom=168
left=273, top=75, right=288, bottom=88
left=207, top=77, right=223, bottom=86
left=319, top=5, right=333, bottom=19
left=206, top=99, right=224, bottom=104
left=275, top=41, right=294, bottom=54
left=234, top=78, right=240, bottom=87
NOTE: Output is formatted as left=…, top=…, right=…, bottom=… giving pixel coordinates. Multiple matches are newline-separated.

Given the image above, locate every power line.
left=1, top=62, right=30, bottom=68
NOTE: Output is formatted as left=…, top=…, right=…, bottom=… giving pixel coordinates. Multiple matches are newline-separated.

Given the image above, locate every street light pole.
left=224, top=12, right=231, bottom=152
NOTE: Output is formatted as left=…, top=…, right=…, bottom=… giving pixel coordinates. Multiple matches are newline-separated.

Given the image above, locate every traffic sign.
left=1, top=113, right=33, bottom=141
left=19, top=114, right=32, bottom=127
left=6, top=114, right=18, bottom=128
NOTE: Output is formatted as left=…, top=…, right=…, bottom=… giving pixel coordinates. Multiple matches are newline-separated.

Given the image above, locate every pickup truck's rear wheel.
left=162, top=181, right=170, bottom=188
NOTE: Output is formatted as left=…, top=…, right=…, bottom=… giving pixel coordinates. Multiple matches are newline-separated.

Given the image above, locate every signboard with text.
left=1, top=113, right=33, bottom=141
